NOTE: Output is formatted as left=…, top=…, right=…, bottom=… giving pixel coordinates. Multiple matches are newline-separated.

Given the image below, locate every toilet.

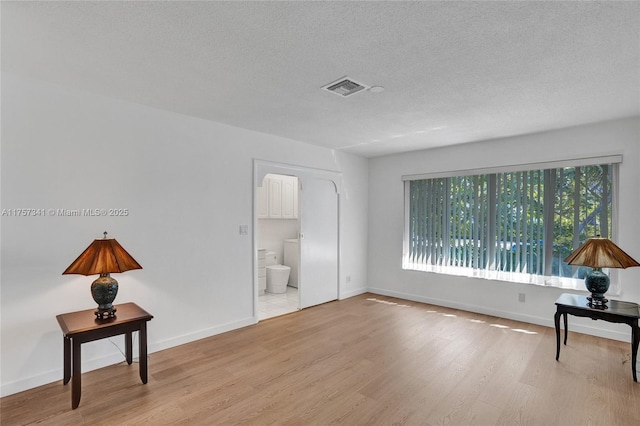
left=265, top=251, right=291, bottom=294
left=283, top=239, right=299, bottom=288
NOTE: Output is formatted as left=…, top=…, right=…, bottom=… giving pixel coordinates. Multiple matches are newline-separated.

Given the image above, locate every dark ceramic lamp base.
left=91, top=274, right=119, bottom=320
left=585, top=268, right=609, bottom=310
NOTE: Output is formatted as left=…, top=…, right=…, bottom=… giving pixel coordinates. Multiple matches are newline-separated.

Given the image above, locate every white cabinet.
left=258, top=174, right=298, bottom=219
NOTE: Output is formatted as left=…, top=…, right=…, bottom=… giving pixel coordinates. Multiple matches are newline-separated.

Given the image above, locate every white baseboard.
left=366, top=287, right=631, bottom=343
left=0, top=351, right=126, bottom=398
left=148, top=317, right=256, bottom=353
left=339, top=286, right=368, bottom=300
left=0, top=316, right=256, bottom=398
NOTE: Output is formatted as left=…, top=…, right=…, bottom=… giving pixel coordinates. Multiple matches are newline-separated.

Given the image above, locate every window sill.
left=402, top=262, right=621, bottom=297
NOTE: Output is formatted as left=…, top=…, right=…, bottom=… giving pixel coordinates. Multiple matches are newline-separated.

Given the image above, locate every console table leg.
left=125, top=332, right=133, bottom=365
left=139, top=323, right=148, bottom=384
left=63, top=336, right=71, bottom=385
left=632, top=321, right=639, bottom=382
left=555, top=310, right=561, bottom=361
left=71, top=339, right=81, bottom=409
left=563, top=312, right=568, bottom=345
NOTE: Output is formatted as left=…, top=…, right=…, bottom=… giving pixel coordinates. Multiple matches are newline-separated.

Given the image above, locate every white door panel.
left=299, top=178, right=339, bottom=309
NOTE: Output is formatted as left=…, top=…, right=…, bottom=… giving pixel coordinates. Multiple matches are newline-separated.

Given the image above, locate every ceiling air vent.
left=322, top=77, right=369, bottom=97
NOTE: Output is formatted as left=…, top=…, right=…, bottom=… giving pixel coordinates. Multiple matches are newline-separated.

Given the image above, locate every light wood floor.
left=2, top=293, right=639, bottom=425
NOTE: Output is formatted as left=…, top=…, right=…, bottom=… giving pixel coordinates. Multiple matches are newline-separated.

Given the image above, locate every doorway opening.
left=257, top=173, right=300, bottom=320
left=254, top=160, right=341, bottom=322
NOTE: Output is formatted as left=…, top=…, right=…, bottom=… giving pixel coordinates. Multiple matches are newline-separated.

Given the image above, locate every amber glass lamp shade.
left=63, top=232, right=142, bottom=319
left=564, top=237, right=640, bottom=308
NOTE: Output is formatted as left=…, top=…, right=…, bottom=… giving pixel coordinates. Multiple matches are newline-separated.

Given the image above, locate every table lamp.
left=564, top=236, right=639, bottom=308
left=63, top=232, right=142, bottom=319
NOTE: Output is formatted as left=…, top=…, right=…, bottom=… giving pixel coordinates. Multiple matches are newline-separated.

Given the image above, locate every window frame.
left=402, top=155, right=622, bottom=293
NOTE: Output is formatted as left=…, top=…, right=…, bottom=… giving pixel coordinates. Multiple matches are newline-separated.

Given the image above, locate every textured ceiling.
left=2, top=1, right=639, bottom=158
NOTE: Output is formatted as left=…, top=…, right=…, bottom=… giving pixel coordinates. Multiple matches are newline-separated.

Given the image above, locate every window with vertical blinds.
left=403, top=158, right=620, bottom=290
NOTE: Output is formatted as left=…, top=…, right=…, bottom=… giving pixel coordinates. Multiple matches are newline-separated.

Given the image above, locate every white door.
left=299, top=177, right=339, bottom=309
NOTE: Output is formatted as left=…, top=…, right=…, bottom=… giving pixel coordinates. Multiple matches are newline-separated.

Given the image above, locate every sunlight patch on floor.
left=511, top=328, right=538, bottom=335
left=366, top=298, right=412, bottom=308
left=490, top=324, right=510, bottom=329
left=365, top=297, right=538, bottom=335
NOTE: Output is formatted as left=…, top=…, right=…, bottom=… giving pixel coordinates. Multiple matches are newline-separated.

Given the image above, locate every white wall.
left=258, top=219, right=299, bottom=264
left=368, top=117, right=640, bottom=342
left=0, top=73, right=369, bottom=396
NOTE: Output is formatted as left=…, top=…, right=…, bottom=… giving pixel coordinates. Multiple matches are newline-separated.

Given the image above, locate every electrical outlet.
left=518, top=293, right=526, bottom=303
left=239, top=225, right=248, bottom=235
left=346, top=275, right=352, bottom=283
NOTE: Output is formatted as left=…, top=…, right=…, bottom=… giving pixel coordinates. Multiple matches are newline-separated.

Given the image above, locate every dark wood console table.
left=554, top=293, right=639, bottom=382
left=56, top=303, right=153, bottom=409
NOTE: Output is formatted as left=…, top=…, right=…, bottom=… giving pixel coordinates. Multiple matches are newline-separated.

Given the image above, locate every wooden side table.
left=554, top=293, right=640, bottom=381
left=56, top=303, right=153, bottom=409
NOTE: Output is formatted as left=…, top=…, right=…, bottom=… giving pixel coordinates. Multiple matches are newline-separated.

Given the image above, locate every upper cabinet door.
left=268, top=176, right=283, bottom=218
left=258, top=174, right=299, bottom=220
left=282, top=176, right=298, bottom=219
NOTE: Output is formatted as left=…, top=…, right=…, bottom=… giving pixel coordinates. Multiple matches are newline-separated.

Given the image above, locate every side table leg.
left=72, top=339, right=81, bottom=409
left=125, top=332, right=133, bottom=365
left=139, top=322, right=148, bottom=384
left=63, top=336, right=71, bottom=385
left=555, top=310, right=561, bottom=361
left=631, top=321, right=639, bottom=382
left=563, top=312, right=568, bottom=345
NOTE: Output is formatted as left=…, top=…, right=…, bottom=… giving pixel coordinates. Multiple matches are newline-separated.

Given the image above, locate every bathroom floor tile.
left=259, top=286, right=299, bottom=320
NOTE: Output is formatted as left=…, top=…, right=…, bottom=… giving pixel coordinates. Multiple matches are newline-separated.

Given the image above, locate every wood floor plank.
left=2, top=293, right=639, bottom=425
